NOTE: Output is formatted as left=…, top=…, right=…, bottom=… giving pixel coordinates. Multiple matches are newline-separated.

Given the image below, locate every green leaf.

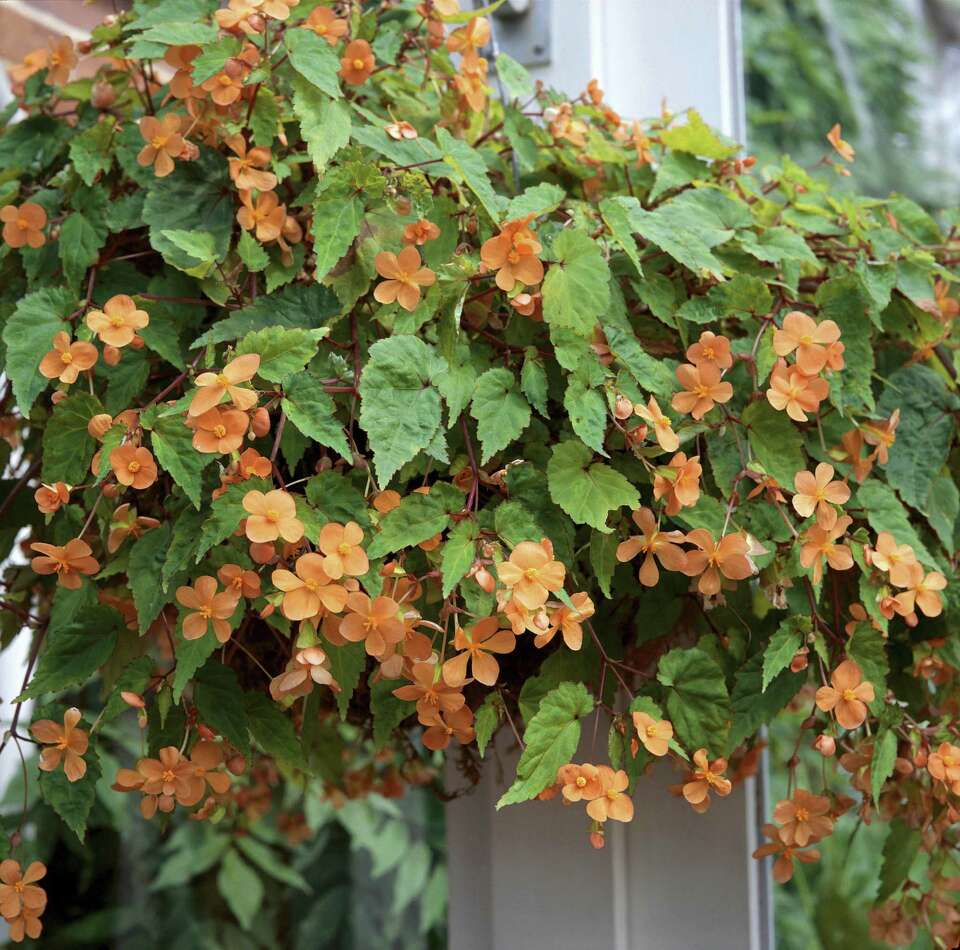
left=563, top=375, right=608, bottom=456
left=190, top=35, right=242, bottom=83
left=327, top=640, right=367, bottom=719
left=370, top=678, right=414, bottom=748
left=871, top=728, right=898, bottom=804
left=847, top=625, right=888, bottom=708
left=542, top=228, right=611, bottom=336
left=60, top=212, right=106, bottom=289
left=101, top=655, right=154, bottom=724
left=627, top=198, right=729, bottom=279
left=738, top=226, right=818, bottom=267
left=877, top=819, right=920, bottom=901
left=855, top=481, right=936, bottom=568
left=217, top=850, right=264, bottom=930
left=245, top=691, right=301, bottom=767
left=547, top=439, right=639, bottom=532
left=149, top=413, right=208, bottom=509
left=506, top=182, right=565, bottom=220
left=41, top=392, right=101, bottom=485
left=293, top=76, right=351, bottom=171
left=236, top=326, right=325, bottom=382
left=469, top=367, right=530, bottom=463
left=762, top=616, right=809, bottom=690
left=649, top=151, right=710, bottom=202
left=657, top=647, right=730, bottom=756
left=440, top=518, right=478, bottom=597
left=21, top=607, right=121, bottom=700
left=589, top=530, right=618, bottom=599
left=172, top=629, right=218, bottom=703
left=69, top=118, right=116, bottom=186
left=286, top=28, right=343, bottom=98
left=729, top=652, right=805, bottom=748
left=128, top=524, right=177, bottom=634
left=281, top=370, right=350, bottom=459
left=38, top=742, right=101, bottom=842
left=367, top=485, right=462, bottom=559
left=599, top=197, right=644, bottom=277
left=521, top=348, right=549, bottom=416
left=312, top=194, right=363, bottom=279
left=494, top=52, right=535, bottom=101
left=497, top=681, right=594, bottom=808
left=163, top=506, right=205, bottom=589
left=250, top=87, right=280, bottom=148
left=359, top=336, right=447, bottom=486
left=435, top=127, right=507, bottom=223
left=876, top=364, right=956, bottom=515
left=236, top=230, right=269, bottom=272
left=194, top=662, right=250, bottom=756
left=474, top=692, right=502, bottom=757
left=236, top=836, right=310, bottom=892
left=816, top=275, right=874, bottom=414
left=2, top=286, right=75, bottom=413
left=926, top=473, right=958, bottom=551
left=194, top=283, right=339, bottom=347
left=660, top=110, right=738, bottom=159
left=741, top=400, right=804, bottom=489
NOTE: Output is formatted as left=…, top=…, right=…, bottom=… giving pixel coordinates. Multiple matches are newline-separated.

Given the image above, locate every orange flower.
left=815, top=659, right=875, bottom=730
left=671, top=362, right=733, bottom=420
left=773, top=311, right=842, bottom=375
left=0, top=860, right=46, bottom=921
left=616, top=506, right=687, bottom=586
left=38, top=331, right=98, bottom=384
left=272, top=552, right=347, bottom=620
left=137, top=114, right=185, bottom=178
left=45, top=36, right=76, bottom=86
left=892, top=562, right=947, bottom=618
left=836, top=428, right=873, bottom=482
left=827, top=123, right=854, bottom=162
left=86, top=294, right=149, bottom=347
left=684, top=529, right=753, bottom=596
left=107, top=503, right=159, bottom=553
left=136, top=746, right=202, bottom=812
left=237, top=189, right=285, bottom=242
left=164, top=44, right=201, bottom=98
left=653, top=452, right=701, bottom=516
left=238, top=447, right=272, bottom=479
left=270, top=646, right=338, bottom=700
left=373, top=246, right=436, bottom=312
left=766, top=359, right=829, bottom=422
left=860, top=410, right=900, bottom=465
left=34, top=482, right=69, bottom=515
left=773, top=789, right=833, bottom=846
left=632, top=711, right=673, bottom=757
left=317, top=521, right=368, bottom=579
left=9, top=48, right=49, bottom=83
left=176, top=576, right=240, bottom=642
left=927, top=742, right=960, bottom=786
left=110, top=444, right=158, bottom=490
left=496, top=539, right=566, bottom=609
left=753, top=823, right=820, bottom=884
left=217, top=563, right=261, bottom=599
left=867, top=532, right=917, bottom=587
left=340, top=592, right=405, bottom=658
left=443, top=616, right=516, bottom=687
left=393, top=661, right=465, bottom=723
left=339, top=39, right=374, bottom=85
left=403, top=219, right=441, bottom=245
left=686, top=330, right=733, bottom=371
left=532, top=592, right=595, bottom=650
left=480, top=215, right=544, bottom=292
left=5, top=905, right=44, bottom=943
left=799, top=514, right=853, bottom=584
left=30, top=539, right=99, bottom=589
left=242, top=489, right=303, bottom=544
left=634, top=396, right=679, bottom=452
left=682, top=748, right=732, bottom=811
left=454, top=55, right=489, bottom=112
left=446, top=16, right=491, bottom=62
left=30, top=707, right=88, bottom=782
left=305, top=6, right=348, bottom=44
left=226, top=134, right=277, bottom=191
left=215, top=0, right=265, bottom=35
left=1, top=202, right=46, bottom=249
left=791, top=462, right=849, bottom=527
left=557, top=763, right=603, bottom=802
left=201, top=59, right=246, bottom=106
left=190, top=406, right=248, bottom=454
left=421, top=705, right=475, bottom=751
left=189, top=353, right=261, bottom=416
left=585, top=766, right=634, bottom=823
left=261, top=0, right=299, bottom=21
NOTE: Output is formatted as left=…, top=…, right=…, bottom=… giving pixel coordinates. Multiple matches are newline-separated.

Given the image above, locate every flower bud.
left=197, top=723, right=216, bottom=741
left=474, top=566, right=495, bottom=594
left=88, top=413, right=113, bottom=439
left=102, top=481, right=119, bottom=499
left=77, top=39, right=93, bottom=55
left=121, top=691, right=145, bottom=709
left=614, top=395, right=633, bottom=420
left=258, top=603, right=275, bottom=620
left=179, top=140, right=200, bottom=162
left=813, top=734, right=836, bottom=757
left=227, top=754, right=247, bottom=775
left=130, top=334, right=145, bottom=350
left=250, top=540, right=276, bottom=564
left=589, top=830, right=605, bottom=850
left=249, top=407, right=270, bottom=437
left=92, top=81, right=116, bottom=109
left=137, top=711, right=148, bottom=730
left=103, top=345, right=121, bottom=366
left=51, top=390, right=67, bottom=405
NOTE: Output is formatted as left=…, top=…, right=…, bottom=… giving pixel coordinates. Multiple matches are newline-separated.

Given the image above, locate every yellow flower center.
left=266, top=508, right=280, bottom=523
left=944, top=755, right=955, bottom=767
left=213, top=425, right=227, bottom=438
left=61, top=351, right=74, bottom=364
left=304, top=577, right=319, bottom=591
left=109, top=313, right=126, bottom=327
left=694, top=383, right=711, bottom=398
left=217, top=374, right=231, bottom=387
left=575, top=775, right=587, bottom=788
left=842, top=688, right=857, bottom=702
left=646, top=725, right=658, bottom=738
left=218, top=74, right=233, bottom=86
left=16, top=216, right=29, bottom=229
left=523, top=567, right=540, bottom=581
left=161, top=768, right=176, bottom=782
left=200, top=605, right=213, bottom=619
left=795, top=807, right=810, bottom=822
left=338, top=542, right=352, bottom=556
left=56, top=737, right=69, bottom=750
left=352, top=58, right=366, bottom=70
left=128, top=460, right=141, bottom=473
left=150, top=135, right=168, bottom=149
